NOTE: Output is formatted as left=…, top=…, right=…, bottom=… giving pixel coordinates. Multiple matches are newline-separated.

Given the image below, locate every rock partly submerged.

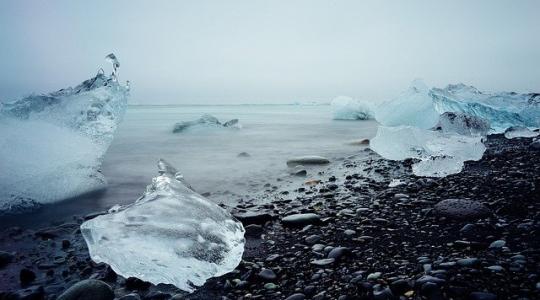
left=81, top=159, right=245, bottom=292
left=286, top=156, right=330, bottom=167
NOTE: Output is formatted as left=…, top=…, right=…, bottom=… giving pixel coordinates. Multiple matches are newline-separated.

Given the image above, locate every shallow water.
left=1, top=104, right=378, bottom=227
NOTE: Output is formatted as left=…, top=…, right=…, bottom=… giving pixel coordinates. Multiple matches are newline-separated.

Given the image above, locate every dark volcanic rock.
left=281, top=213, right=321, bottom=227
left=0, top=251, right=14, bottom=268
left=327, top=247, right=349, bottom=260
left=530, top=139, right=540, bottom=150
left=57, top=279, right=114, bottom=300
left=469, top=292, right=497, bottom=300
left=237, top=152, right=251, bottom=158
left=233, top=211, right=273, bottom=225
left=19, top=268, right=36, bottom=285
left=433, top=199, right=491, bottom=220
left=257, top=268, right=277, bottom=281
left=284, top=293, right=306, bottom=300
left=125, top=277, right=151, bottom=291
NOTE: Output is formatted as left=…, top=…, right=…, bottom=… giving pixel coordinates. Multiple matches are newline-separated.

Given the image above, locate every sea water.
left=1, top=104, right=378, bottom=227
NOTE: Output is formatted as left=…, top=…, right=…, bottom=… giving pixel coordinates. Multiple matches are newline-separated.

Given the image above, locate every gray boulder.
left=57, top=279, right=114, bottom=300
left=434, top=199, right=490, bottom=220
left=282, top=213, right=321, bottom=226
left=286, top=156, right=330, bottom=167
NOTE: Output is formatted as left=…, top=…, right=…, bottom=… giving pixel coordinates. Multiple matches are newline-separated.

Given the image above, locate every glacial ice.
left=81, top=159, right=245, bottom=292
left=370, top=81, right=538, bottom=177
left=375, top=80, right=540, bottom=132
left=504, top=126, right=539, bottom=139
left=172, top=114, right=241, bottom=133
left=370, top=126, right=486, bottom=177
left=374, top=80, right=440, bottom=129
left=431, top=84, right=540, bottom=132
left=433, top=112, right=490, bottom=136
left=0, top=57, right=128, bottom=213
left=331, top=96, right=374, bottom=120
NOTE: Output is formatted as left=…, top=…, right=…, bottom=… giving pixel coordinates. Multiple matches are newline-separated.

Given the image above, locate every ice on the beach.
left=81, top=159, right=245, bottom=292
left=376, top=80, right=540, bottom=132
left=431, top=84, right=540, bottom=132
left=504, top=126, right=539, bottom=139
left=370, top=126, right=486, bottom=177
left=0, top=56, right=128, bottom=213
left=173, top=114, right=242, bottom=133
left=331, top=96, right=374, bottom=120
left=375, top=79, right=440, bottom=129
left=388, top=179, right=406, bottom=187
left=434, top=112, right=490, bottom=136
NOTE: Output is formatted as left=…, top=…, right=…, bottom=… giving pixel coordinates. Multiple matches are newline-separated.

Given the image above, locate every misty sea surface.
left=3, top=104, right=378, bottom=227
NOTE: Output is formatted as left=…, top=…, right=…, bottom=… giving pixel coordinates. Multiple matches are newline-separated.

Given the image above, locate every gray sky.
left=1, top=0, right=539, bottom=105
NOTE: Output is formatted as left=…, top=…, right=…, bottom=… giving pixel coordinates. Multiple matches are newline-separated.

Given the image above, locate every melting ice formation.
left=0, top=56, right=129, bottom=213
left=433, top=112, right=491, bottom=136
left=331, top=96, right=374, bottom=120
left=371, top=125, right=486, bottom=177
left=173, top=114, right=241, bottom=133
left=81, top=159, right=245, bottom=292
left=375, top=80, right=540, bottom=132
left=370, top=80, right=539, bottom=177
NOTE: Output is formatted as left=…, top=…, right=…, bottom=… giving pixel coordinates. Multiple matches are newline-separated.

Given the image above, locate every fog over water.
left=1, top=0, right=539, bottom=105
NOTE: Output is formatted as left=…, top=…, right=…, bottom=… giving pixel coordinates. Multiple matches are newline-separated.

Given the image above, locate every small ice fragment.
left=388, top=179, right=405, bottom=187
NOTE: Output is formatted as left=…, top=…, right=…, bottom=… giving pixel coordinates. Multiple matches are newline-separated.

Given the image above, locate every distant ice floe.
left=370, top=80, right=539, bottom=177
left=173, top=114, right=241, bottom=133
left=331, top=96, right=374, bottom=120
left=0, top=54, right=129, bottom=213
left=81, top=159, right=245, bottom=292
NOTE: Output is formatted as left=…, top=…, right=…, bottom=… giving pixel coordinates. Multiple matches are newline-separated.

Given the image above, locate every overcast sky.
left=1, top=0, right=539, bottom=104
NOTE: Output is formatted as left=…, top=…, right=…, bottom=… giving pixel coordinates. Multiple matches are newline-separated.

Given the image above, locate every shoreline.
left=1, top=134, right=539, bottom=299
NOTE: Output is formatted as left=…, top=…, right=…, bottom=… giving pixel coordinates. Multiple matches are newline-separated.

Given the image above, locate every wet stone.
left=433, top=199, right=491, bottom=220
left=57, top=279, right=114, bottom=300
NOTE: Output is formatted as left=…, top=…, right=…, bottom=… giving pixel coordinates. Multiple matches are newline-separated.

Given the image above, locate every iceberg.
left=0, top=54, right=128, bottom=213
left=375, top=80, right=540, bottom=132
left=375, top=80, right=440, bottom=129
left=504, top=126, right=539, bottom=139
left=433, top=112, right=490, bottom=136
left=431, top=84, right=540, bottom=132
left=81, top=159, right=245, bottom=292
left=172, top=114, right=241, bottom=133
left=331, top=96, right=374, bottom=120
left=370, top=126, right=486, bottom=177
